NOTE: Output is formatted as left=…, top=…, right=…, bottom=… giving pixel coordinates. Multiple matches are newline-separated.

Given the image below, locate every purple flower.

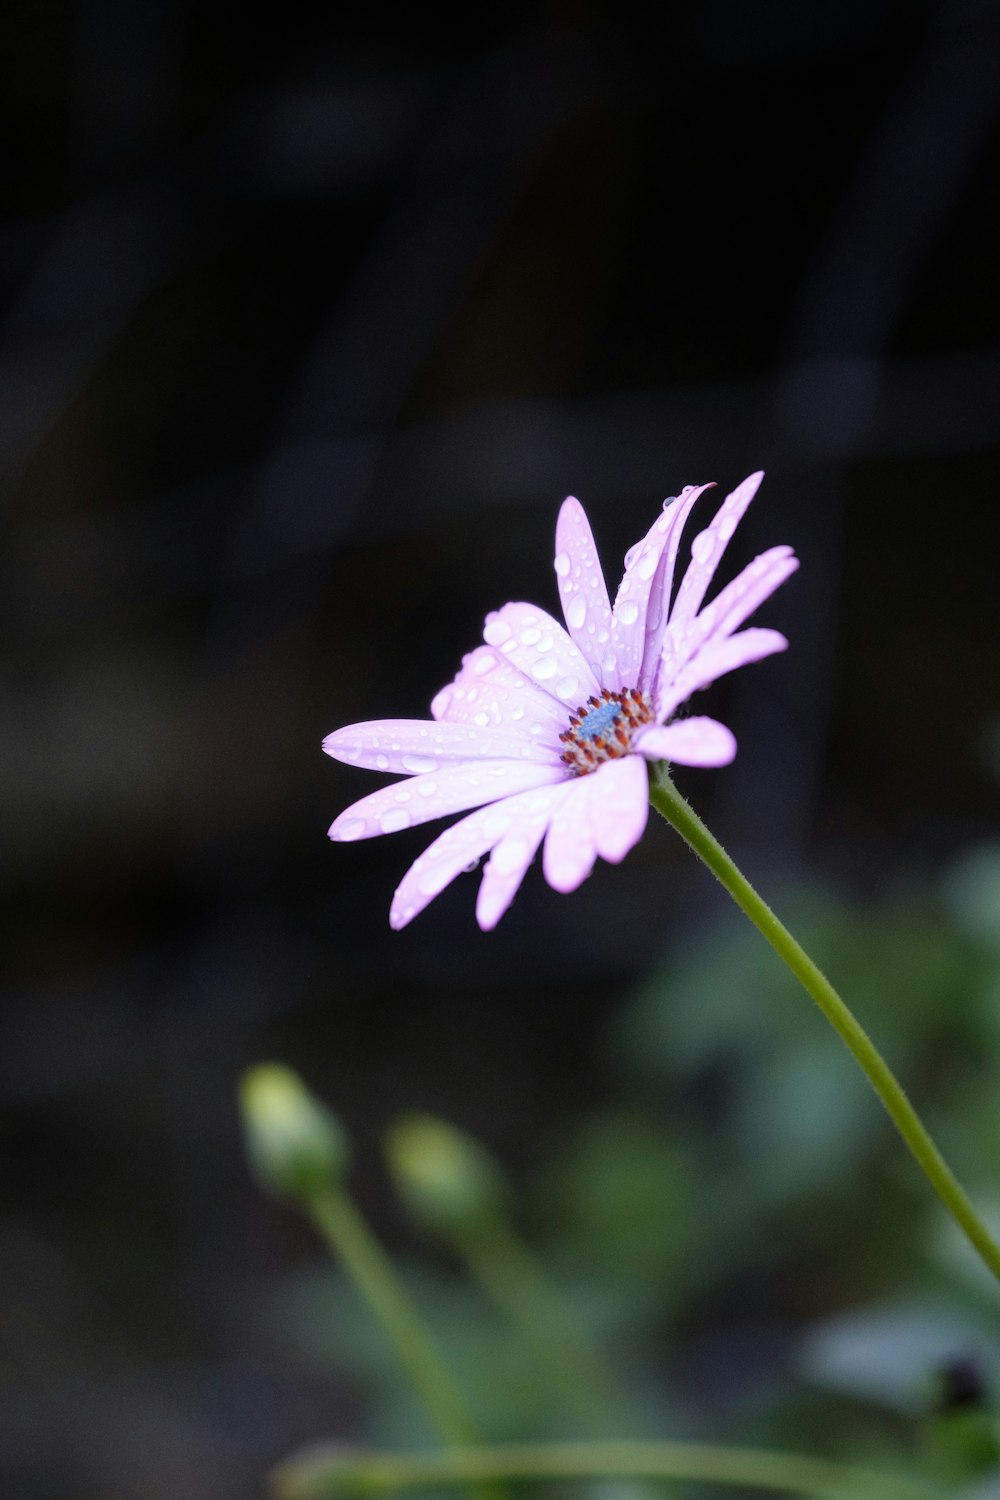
left=324, top=472, right=797, bottom=930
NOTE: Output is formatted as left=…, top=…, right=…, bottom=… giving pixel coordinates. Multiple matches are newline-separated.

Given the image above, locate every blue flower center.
left=559, top=687, right=654, bottom=776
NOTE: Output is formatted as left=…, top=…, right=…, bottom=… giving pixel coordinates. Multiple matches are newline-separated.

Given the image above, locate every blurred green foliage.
left=261, top=847, right=1000, bottom=1496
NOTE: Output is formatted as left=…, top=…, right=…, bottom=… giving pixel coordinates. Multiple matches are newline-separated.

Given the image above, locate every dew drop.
left=691, top=529, right=714, bottom=564
left=531, top=655, right=558, bottom=681
left=474, top=711, right=490, bottom=727
left=417, top=780, right=438, bottom=797
left=567, top=595, right=587, bottom=630
left=636, top=551, right=657, bottom=581
left=719, top=512, right=738, bottom=541
left=661, top=494, right=678, bottom=511
left=337, top=817, right=366, bottom=841
left=624, top=542, right=642, bottom=570
left=394, top=788, right=411, bottom=803
left=555, top=674, right=579, bottom=701
left=520, top=626, right=541, bottom=646
left=473, top=654, right=495, bottom=676
left=484, top=618, right=511, bottom=646
left=379, top=808, right=411, bottom=834
left=510, top=703, right=525, bottom=721
left=554, top=551, right=571, bottom=577
left=402, top=754, right=438, bottom=774
left=617, top=599, right=640, bottom=627
left=375, top=754, right=389, bottom=771
left=462, top=858, right=480, bottom=874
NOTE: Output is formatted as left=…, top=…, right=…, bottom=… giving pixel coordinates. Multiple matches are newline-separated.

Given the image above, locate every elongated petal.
left=659, top=547, right=798, bottom=701
left=554, top=497, right=614, bottom=684
left=634, top=716, right=736, bottom=767
left=668, top=471, right=764, bottom=633
left=390, top=785, right=568, bottom=930
left=586, top=754, right=649, bottom=863
left=329, top=759, right=567, bottom=842
left=611, top=483, right=712, bottom=693
left=656, top=627, right=788, bottom=724
left=324, top=716, right=561, bottom=774
left=431, top=646, right=567, bottom=734
left=476, top=783, right=571, bottom=930
left=543, top=775, right=599, bottom=893
left=482, top=602, right=601, bottom=708
left=541, top=756, right=649, bottom=894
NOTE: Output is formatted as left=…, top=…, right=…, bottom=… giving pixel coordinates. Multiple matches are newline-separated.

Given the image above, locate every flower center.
left=558, top=687, right=654, bottom=775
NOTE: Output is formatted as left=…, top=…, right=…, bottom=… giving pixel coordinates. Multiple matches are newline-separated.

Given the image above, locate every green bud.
left=240, top=1064, right=348, bottom=1203
left=385, top=1112, right=506, bottom=1237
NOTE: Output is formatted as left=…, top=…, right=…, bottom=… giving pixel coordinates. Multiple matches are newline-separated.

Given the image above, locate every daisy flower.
left=324, top=472, right=797, bottom=930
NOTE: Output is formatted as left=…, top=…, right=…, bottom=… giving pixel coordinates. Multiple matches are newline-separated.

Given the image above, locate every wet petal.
left=554, top=497, right=614, bottom=684
left=476, top=783, right=571, bottom=930
left=324, top=716, right=561, bottom=774
left=431, top=646, right=566, bottom=735
left=586, top=754, right=649, bottom=863
left=612, top=483, right=712, bottom=693
left=659, top=547, right=798, bottom=701
left=656, top=627, right=788, bottom=723
left=329, top=759, right=567, bottom=842
left=634, top=717, right=736, bottom=767
left=668, top=471, right=764, bottom=633
left=389, top=786, right=566, bottom=930
left=482, top=602, right=601, bottom=708
left=542, top=775, right=599, bottom=893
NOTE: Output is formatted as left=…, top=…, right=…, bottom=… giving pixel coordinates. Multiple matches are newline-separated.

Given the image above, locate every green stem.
left=309, top=1190, right=479, bottom=1449
left=648, top=765, right=1000, bottom=1284
left=272, top=1438, right=937, bottom=1500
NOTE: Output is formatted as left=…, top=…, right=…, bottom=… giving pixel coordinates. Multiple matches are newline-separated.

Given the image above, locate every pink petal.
left=554, top=497, right=614, bottom=685
left=668, top=471, right=764, bottom=634
left=476, top=783, right=571, bottom=930
left=329, top=759, right=567, bottom=842
left=543, top=775, right=599, bottom=893
left=541, top=756, right=649, bottom=894
left=431, top=646, right=567, bottom=734
left=585, top=754, right=649, bottom=863
left=390, top=784, right=568, bottom=930
left=323, top=717, right=561, bottom=774
left=611, top=483, right=712, bottom=693
left=634, top=717, right=737, bottom=767
left=481, top=602, right=601, bottom=709
left=656, top=627, right=788, bottom=724
left=659, top=547, right=798, bottom=701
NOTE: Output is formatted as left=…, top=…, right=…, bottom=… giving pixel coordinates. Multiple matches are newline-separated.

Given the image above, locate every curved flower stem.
left=648, top=765, right=1000, bottom=1285
left=309, top=1190, right=482, bottom=1452
left=271, top=1438, right=937, bottom=1500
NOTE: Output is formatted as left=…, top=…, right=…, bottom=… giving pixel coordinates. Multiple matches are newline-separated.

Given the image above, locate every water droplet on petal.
left=567, top=595, right=587, bottom=630
left=510, top=703, right=525, bottom=721
left=462, top=858, right=480, bottom=874
left=484, top=618, right=511, bottom=646
left=719, top=512, right=738, bottom=541
left=337, top=817, right=366, bottom=841
left=402, top=754, right=438, bottom=774
left=636, top=551, right=657, bottom=581
left=555, top=674, right=578, bottom=701
left=520, top=626, right=541, bottom=646
left=661, top=494, right=678, bottom=511
left=379, top=808, right=411, bottom=834
left=474, top=711, right=490, bottom=727
left=394, top=788, right=411, bottom=803
left=531, top=655, right=558, bottom=681
left=554, top=551, right=570, bottom=577
left=624, top=542, right=642, bottom=569
left=617, top=599, right=640, bottom=626
left=375, top=754, right=389, bottom=771
left=417, top=780, right=438, bottom=797
left=691, top=529, right=714, bottom=564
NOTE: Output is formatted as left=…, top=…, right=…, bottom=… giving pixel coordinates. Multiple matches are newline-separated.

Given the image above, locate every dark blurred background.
left=4, top=1, right=1000, bottom=1496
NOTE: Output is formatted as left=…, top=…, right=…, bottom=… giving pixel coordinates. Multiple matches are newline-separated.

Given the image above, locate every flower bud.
left=240, top=1063, right=348, bottom=1203
left=385, top=1112, right=506, bottom=1237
